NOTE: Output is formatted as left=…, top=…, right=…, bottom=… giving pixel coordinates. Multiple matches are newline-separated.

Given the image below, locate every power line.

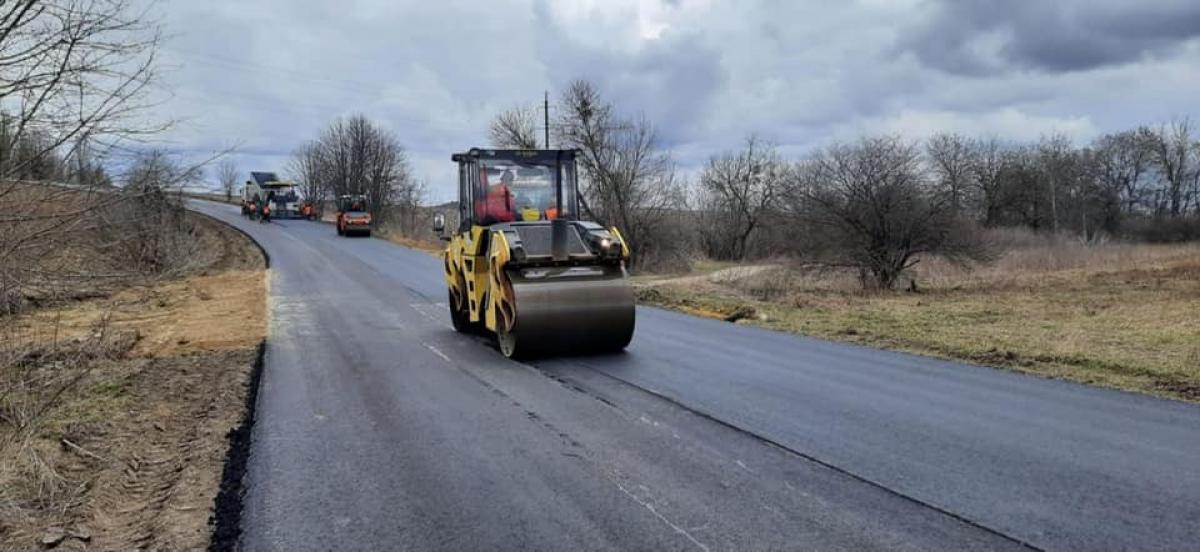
left=167, top=46, right=563, bottom=131
left=168, top=87, right=435, bottom=126
left=169, top=46, right=561, bottom=113
left=165, top=46, right=386, bottom=93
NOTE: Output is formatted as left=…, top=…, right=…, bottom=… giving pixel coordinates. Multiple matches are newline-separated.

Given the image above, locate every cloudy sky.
left=152, top=0, right=1200, bottom=202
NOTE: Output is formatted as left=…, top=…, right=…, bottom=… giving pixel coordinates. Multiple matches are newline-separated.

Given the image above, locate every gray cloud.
left=531, top=0, right=726, bottom=146
left=898, top=0, right=1200, bottom=74
left=143, top=1, right=1200, bottom=202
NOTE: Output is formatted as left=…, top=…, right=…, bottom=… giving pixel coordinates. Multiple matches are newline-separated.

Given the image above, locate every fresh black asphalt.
left=191, top=201, right=1200, bottom=551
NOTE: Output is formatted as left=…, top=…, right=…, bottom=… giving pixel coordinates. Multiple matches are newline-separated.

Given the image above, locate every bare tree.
left=0, top=0, right=165, bottom=191
left=554, top=79, right=683, bottom=268
left=926, top=133, right=976, bottom=215
left=217, top=158, right=239, bottom=202
left=1088, top=129, right=1154, bottom=230
left=968, top=136, right=1008, bottom=226
left=0, top=147, right=206, bottom=314
left=1035, top=133, right=1081, bottom=234
left=698, top=135, right=788, bottom=260
left=0, top=0, right=165, bottom=311
left=489, top=105, right=541, bottom=149
left=104, top=150, right=204, bottom=272
left=792, top=136, right=993, bottom=289
left=1148, top=119, right=1195, bottom=217
left=287, top=141, right=328, bottom=212
left=301, top=115, right=421, bottom=230
left=1191, top=140, right=1200, bottom=215
left=392, top=178, right=428, bottom=236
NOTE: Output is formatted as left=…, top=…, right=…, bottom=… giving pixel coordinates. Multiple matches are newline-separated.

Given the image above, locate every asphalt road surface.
left=192, top=201, right=1200, bottom=551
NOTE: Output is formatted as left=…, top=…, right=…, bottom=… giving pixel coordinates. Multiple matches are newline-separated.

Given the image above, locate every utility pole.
left=73, top=133, right=88, bottom=184
left=544, top=91, right=550, bottom=149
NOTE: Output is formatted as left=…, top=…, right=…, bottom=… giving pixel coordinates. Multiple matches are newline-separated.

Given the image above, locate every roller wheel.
left=448, top=289, right=472, bottom=333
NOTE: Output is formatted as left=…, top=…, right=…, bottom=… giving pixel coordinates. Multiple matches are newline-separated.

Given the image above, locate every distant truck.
left=242, top=171, right=302, bottom=219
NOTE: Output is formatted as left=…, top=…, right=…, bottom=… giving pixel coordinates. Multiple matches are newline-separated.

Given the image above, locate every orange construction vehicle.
left=335, top=194, right=372, bottom=237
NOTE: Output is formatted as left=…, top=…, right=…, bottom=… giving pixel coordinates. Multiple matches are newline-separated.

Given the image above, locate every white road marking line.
left=736, top=459, right=755, bottom=474
left=611, top=478, right=711, bottom=552
left=423, top=343, right=452, bottom=363
left=411, top=302, right=454, bottom=329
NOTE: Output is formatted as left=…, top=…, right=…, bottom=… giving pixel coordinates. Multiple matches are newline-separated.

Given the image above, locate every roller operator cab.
left=435, top=149, right=635, bottom=359
left=336, top=194, right=372, bottom=237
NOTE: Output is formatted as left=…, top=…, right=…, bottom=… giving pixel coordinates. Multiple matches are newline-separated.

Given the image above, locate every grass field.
left=637, top=237, right=1200, bottom=402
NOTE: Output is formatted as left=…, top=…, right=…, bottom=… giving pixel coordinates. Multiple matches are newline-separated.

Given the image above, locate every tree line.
left=287, top=115, right=425, bottom=234
left=491, top=80, right=1200, bottom=288
left=0, top=0, right=182, bottom=312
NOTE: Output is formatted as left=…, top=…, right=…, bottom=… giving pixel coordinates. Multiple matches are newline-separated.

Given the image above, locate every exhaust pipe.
left=551, top=218, right=569, bottom=261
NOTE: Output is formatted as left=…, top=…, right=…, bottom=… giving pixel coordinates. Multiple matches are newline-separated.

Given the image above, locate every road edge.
left=186, top=204, right=271, bottom=551
left=207, top=339, right=266, bottom=551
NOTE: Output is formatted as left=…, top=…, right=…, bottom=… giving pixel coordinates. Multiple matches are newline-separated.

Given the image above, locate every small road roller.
left=434, top=148, right=635, bottom=358
left=336, top=194, right=372, bottom=237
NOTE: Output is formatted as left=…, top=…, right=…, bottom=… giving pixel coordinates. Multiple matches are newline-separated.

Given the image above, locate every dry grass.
left=0, top=213, right=267, bottom=550
left=2, top=183, right=214, bottom=314
left=13, top=269, right=266, bottom=358
left=639, top=237, right=1200, bottom=402
left=378, top=228, right=444, bottom=255
left=914, top=229, right=1200, bottom=290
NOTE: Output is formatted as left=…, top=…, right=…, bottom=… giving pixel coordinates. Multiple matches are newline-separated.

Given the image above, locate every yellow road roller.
left=434, top=149, right=635, bottom=358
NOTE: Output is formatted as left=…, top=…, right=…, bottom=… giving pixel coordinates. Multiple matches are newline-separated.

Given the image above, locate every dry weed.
left=914, top=228, right=1200, bottom=289
left=641, top=235, right=1200, bottom=402
left=0, top=314, right=133, bottom=521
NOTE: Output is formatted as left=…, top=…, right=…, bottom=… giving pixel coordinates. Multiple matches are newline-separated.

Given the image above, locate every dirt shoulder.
left=1, top=213, right=267, bottom=551
left=638, top=245, right=1200, bottom=403
left=377, top=229, right=443, bottom=256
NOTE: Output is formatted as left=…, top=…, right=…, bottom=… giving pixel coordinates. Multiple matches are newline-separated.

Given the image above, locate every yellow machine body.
left=440, top=148, right=635, bottom=358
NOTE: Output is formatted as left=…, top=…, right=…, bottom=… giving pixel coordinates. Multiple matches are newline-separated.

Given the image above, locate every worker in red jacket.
left=476, top=168, right=515, bottom=225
